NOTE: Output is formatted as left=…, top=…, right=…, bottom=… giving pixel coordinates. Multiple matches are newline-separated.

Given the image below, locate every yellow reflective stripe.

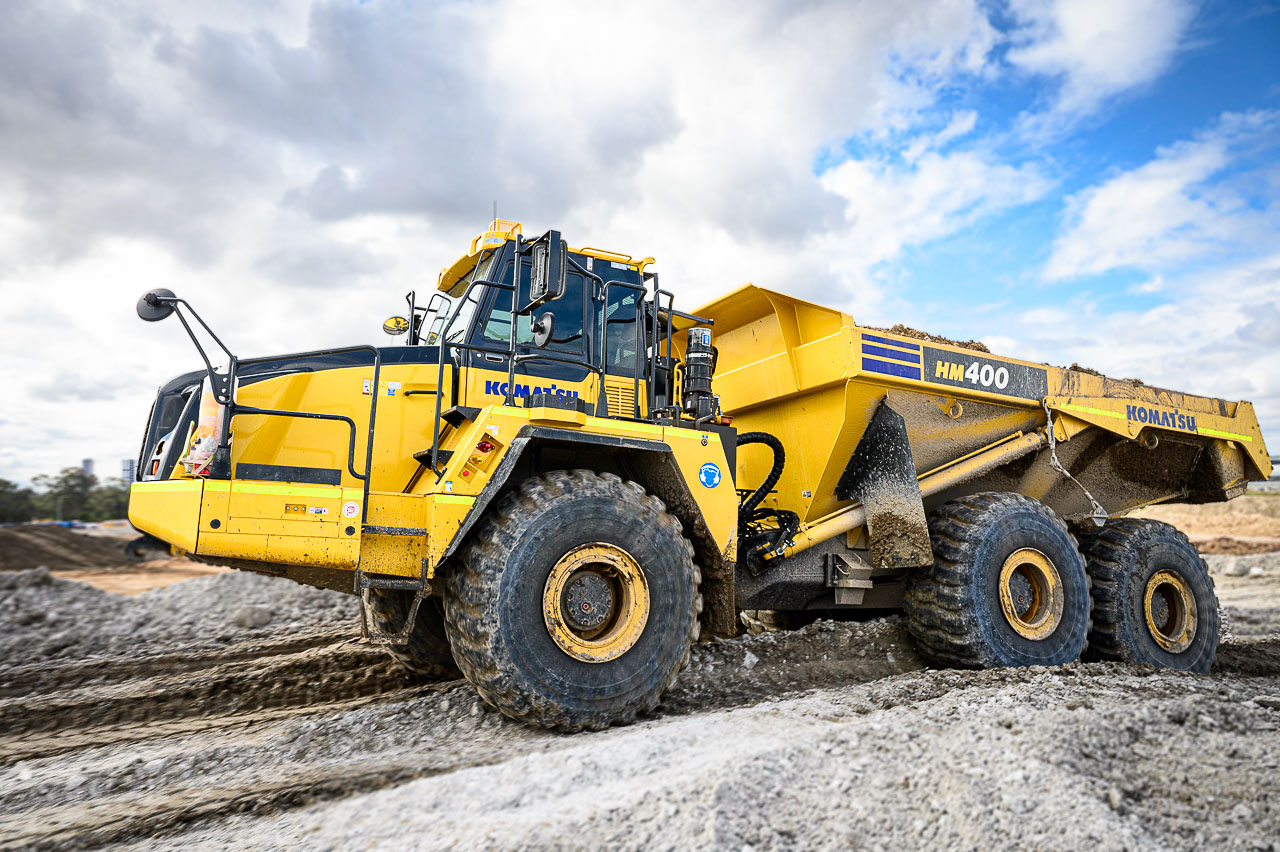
left=433, top=495, right=474, bottom=505
left=1059, top=403, right=1126, bottom=420
left=131, top=480, right=202, bottom=493
left=230, top=481, right=345, bottom=498
left=205, top=480, right=230, bottom=493
left=1197, top=426, right=1253, bottom=443
left=1061, top=402, right=1253, bottom=442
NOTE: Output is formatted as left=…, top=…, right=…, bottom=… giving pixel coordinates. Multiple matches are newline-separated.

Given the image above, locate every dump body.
left=697, top=285, right=1269, bottom=605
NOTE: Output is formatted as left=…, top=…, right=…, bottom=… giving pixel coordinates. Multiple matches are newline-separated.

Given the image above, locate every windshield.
left=411, top=293, right=452, bottom=344
left=445, top=291, right=480, bottom=343
left=442, top=252, right=498, bottom=343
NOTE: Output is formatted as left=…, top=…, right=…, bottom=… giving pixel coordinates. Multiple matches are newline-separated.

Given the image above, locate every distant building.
left=82, top=458, right=94, bottom=477
left=121, top=458, right=136, bottom=484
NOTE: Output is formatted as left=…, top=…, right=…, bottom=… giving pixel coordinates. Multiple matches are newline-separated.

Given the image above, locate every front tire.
left=1077, top=518, right=1218, bottom=673
left=443, top=470, right=700, bottom=731
left=905, top=492, right=1091, bottom=668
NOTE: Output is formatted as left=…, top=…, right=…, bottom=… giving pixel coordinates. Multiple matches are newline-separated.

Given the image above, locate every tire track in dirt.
left=1, top=619, right=921, bottom=850
left=0, top=628, right=350, bottom=698
left=6, top=619, right=1278, bottom=852
left=0, top=637, right=416, bottom=763
left=13, top=641, right=1280, bottom=852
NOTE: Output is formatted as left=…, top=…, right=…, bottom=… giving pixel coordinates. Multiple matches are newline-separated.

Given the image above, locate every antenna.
left=492, top=200, right=497, bottom=223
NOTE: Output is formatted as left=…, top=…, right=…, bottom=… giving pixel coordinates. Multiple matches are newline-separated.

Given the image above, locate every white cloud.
left=1006, top=0, right=1195, bottom=120
left=1045, top=110, right=1280, bottom=280
left=1008, top=254, right=1280, bottom=441
left=819, top=148, right=1051, bottom=274
left=902, top=110, right=980, bottom=162
left=0, top=0, right=1022, bottom=484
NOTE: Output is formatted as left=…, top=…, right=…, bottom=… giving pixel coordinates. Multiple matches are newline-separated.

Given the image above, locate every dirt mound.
left=0, top=526, right=132, bottom=572
left=0, top=568, right=355, bottom=665
left=868, top=323, right=990, bottom=353
left=1136, top=497, right=1280, bottom=541
left=1196, top=536, right=1280, bottom=555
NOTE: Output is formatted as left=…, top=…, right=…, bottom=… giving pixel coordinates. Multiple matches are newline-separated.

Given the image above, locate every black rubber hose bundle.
left=736, top=431, right=785, bottom=513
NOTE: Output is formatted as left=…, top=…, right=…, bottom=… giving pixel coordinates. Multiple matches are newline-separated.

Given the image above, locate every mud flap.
left=835, top=398, right=933, bottom=571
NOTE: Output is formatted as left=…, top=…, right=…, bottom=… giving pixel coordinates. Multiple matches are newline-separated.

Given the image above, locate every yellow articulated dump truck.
left=129, top=220, right=1271, bottom=730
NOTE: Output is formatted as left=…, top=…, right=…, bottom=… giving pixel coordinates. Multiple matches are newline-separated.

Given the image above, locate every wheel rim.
left=998, top=548, right=1064, bottom=640
left=1144, top=569, right=1197, bottom=654
left=543, top=543, right=650, bottom=663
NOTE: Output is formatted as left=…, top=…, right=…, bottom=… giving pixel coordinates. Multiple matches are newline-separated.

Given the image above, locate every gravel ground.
left=0, top=569, right=353, bottom=664
left=0, top=547, right=1278, bottom=851
left=137, top=664, right=1280, bottom=852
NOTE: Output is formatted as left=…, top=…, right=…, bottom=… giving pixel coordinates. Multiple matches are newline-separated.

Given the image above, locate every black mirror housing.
left=137, top=288, right=177, bottom=322
left=531, top=311, right=555, bottom=348
left=527, top=230, right=567, bottom=313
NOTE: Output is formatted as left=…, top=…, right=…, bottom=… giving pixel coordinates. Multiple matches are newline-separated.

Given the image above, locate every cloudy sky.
left=0, top=0, right=1277, bottom=486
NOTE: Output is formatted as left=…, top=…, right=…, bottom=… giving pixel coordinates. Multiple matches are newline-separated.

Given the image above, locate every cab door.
left=459, top=254, right=596, bottom=410
left=595, top=260, right=648, bottom=419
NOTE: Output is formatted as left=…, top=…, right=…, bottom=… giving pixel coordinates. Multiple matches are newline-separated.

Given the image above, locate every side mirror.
left=531, top=311, right=555, bottom=348
left=137, top=288, right=177, bottom=322
left=528, top=230, right=566, bottom=312
left=383, top=316, right=410, bottom=336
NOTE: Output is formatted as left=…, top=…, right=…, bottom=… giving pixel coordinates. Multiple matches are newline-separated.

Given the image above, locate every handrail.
left=576, top=246, right=632, bottom=263
left=231, top=406, right=364, bottom=480
left=225, top=344, right=381, bottom=524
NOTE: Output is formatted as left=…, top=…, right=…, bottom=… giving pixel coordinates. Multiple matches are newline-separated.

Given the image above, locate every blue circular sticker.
left=698, top=462, right=721, bottom=489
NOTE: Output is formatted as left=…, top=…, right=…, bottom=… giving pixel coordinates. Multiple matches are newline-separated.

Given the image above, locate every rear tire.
left=905, top=492, right=1091, bottom=668
left=1076, top=518, right=1218, bottom=673
left=442, top=470, right=700, bottom=732
left=367, top=590, right=460, bottom=680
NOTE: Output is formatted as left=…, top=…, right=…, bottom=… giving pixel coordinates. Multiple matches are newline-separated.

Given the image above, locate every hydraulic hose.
left=736, top=431, right=785, bottom=513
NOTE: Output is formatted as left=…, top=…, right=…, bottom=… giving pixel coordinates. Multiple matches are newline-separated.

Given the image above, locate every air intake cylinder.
left=682, top=327, right=716, bottom=421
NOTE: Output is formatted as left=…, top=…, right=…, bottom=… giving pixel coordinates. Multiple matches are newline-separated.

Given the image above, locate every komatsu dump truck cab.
left=130, top=219, right=1271, bottom=731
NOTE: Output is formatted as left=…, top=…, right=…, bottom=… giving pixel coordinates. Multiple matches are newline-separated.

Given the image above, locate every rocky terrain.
left=0, top=508, right=1277, bottom=852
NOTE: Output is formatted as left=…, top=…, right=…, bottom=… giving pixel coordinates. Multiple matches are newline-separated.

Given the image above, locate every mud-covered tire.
left=904, top=492, right=1091, bottom=668
left=1076, top=518, right=1218, bottom=673
left=442, top=470, right=700, bottom=732
left=366, top=590, right=460, bottom=679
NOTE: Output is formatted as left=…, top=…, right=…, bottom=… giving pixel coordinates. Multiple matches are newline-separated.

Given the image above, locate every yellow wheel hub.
left=1144, top=570, right=1197, bottom=654
left=543, top=543, right=649, bottom=663
left=998, top=548, right=1064, bottom=640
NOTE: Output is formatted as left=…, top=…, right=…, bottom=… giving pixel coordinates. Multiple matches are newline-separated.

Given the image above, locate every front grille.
left=605, top=384, right=640, bottom=417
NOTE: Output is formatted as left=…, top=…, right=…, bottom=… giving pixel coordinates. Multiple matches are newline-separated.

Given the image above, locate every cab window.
left=602, top=288, right=642, bottom=378
left=480, top=262, right=586, bottom=354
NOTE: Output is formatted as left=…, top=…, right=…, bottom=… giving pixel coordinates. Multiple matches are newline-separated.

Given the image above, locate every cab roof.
left=437, top=220, right=654, bottom=295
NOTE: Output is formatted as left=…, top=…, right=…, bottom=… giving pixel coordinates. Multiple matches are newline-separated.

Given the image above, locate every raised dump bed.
left=701, top=284, right=1268, bottom=672
left=706, top=284, right=1266, bottom=540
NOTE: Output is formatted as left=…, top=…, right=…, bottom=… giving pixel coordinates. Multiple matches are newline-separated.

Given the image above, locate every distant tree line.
left=0, top=468, right=131, bottom=524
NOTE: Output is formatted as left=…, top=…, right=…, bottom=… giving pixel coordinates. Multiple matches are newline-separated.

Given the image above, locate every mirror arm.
left=161, top=298, right=237, bottom=406
left=405, top=290, right=417, bottom=345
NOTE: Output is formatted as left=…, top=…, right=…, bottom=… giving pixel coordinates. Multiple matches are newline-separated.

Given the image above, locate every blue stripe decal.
left=861, top=343, right=921, bottom=365
left=861, top=333, right=920, bottom=351
left=861, top=357, right=922, bottom=380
